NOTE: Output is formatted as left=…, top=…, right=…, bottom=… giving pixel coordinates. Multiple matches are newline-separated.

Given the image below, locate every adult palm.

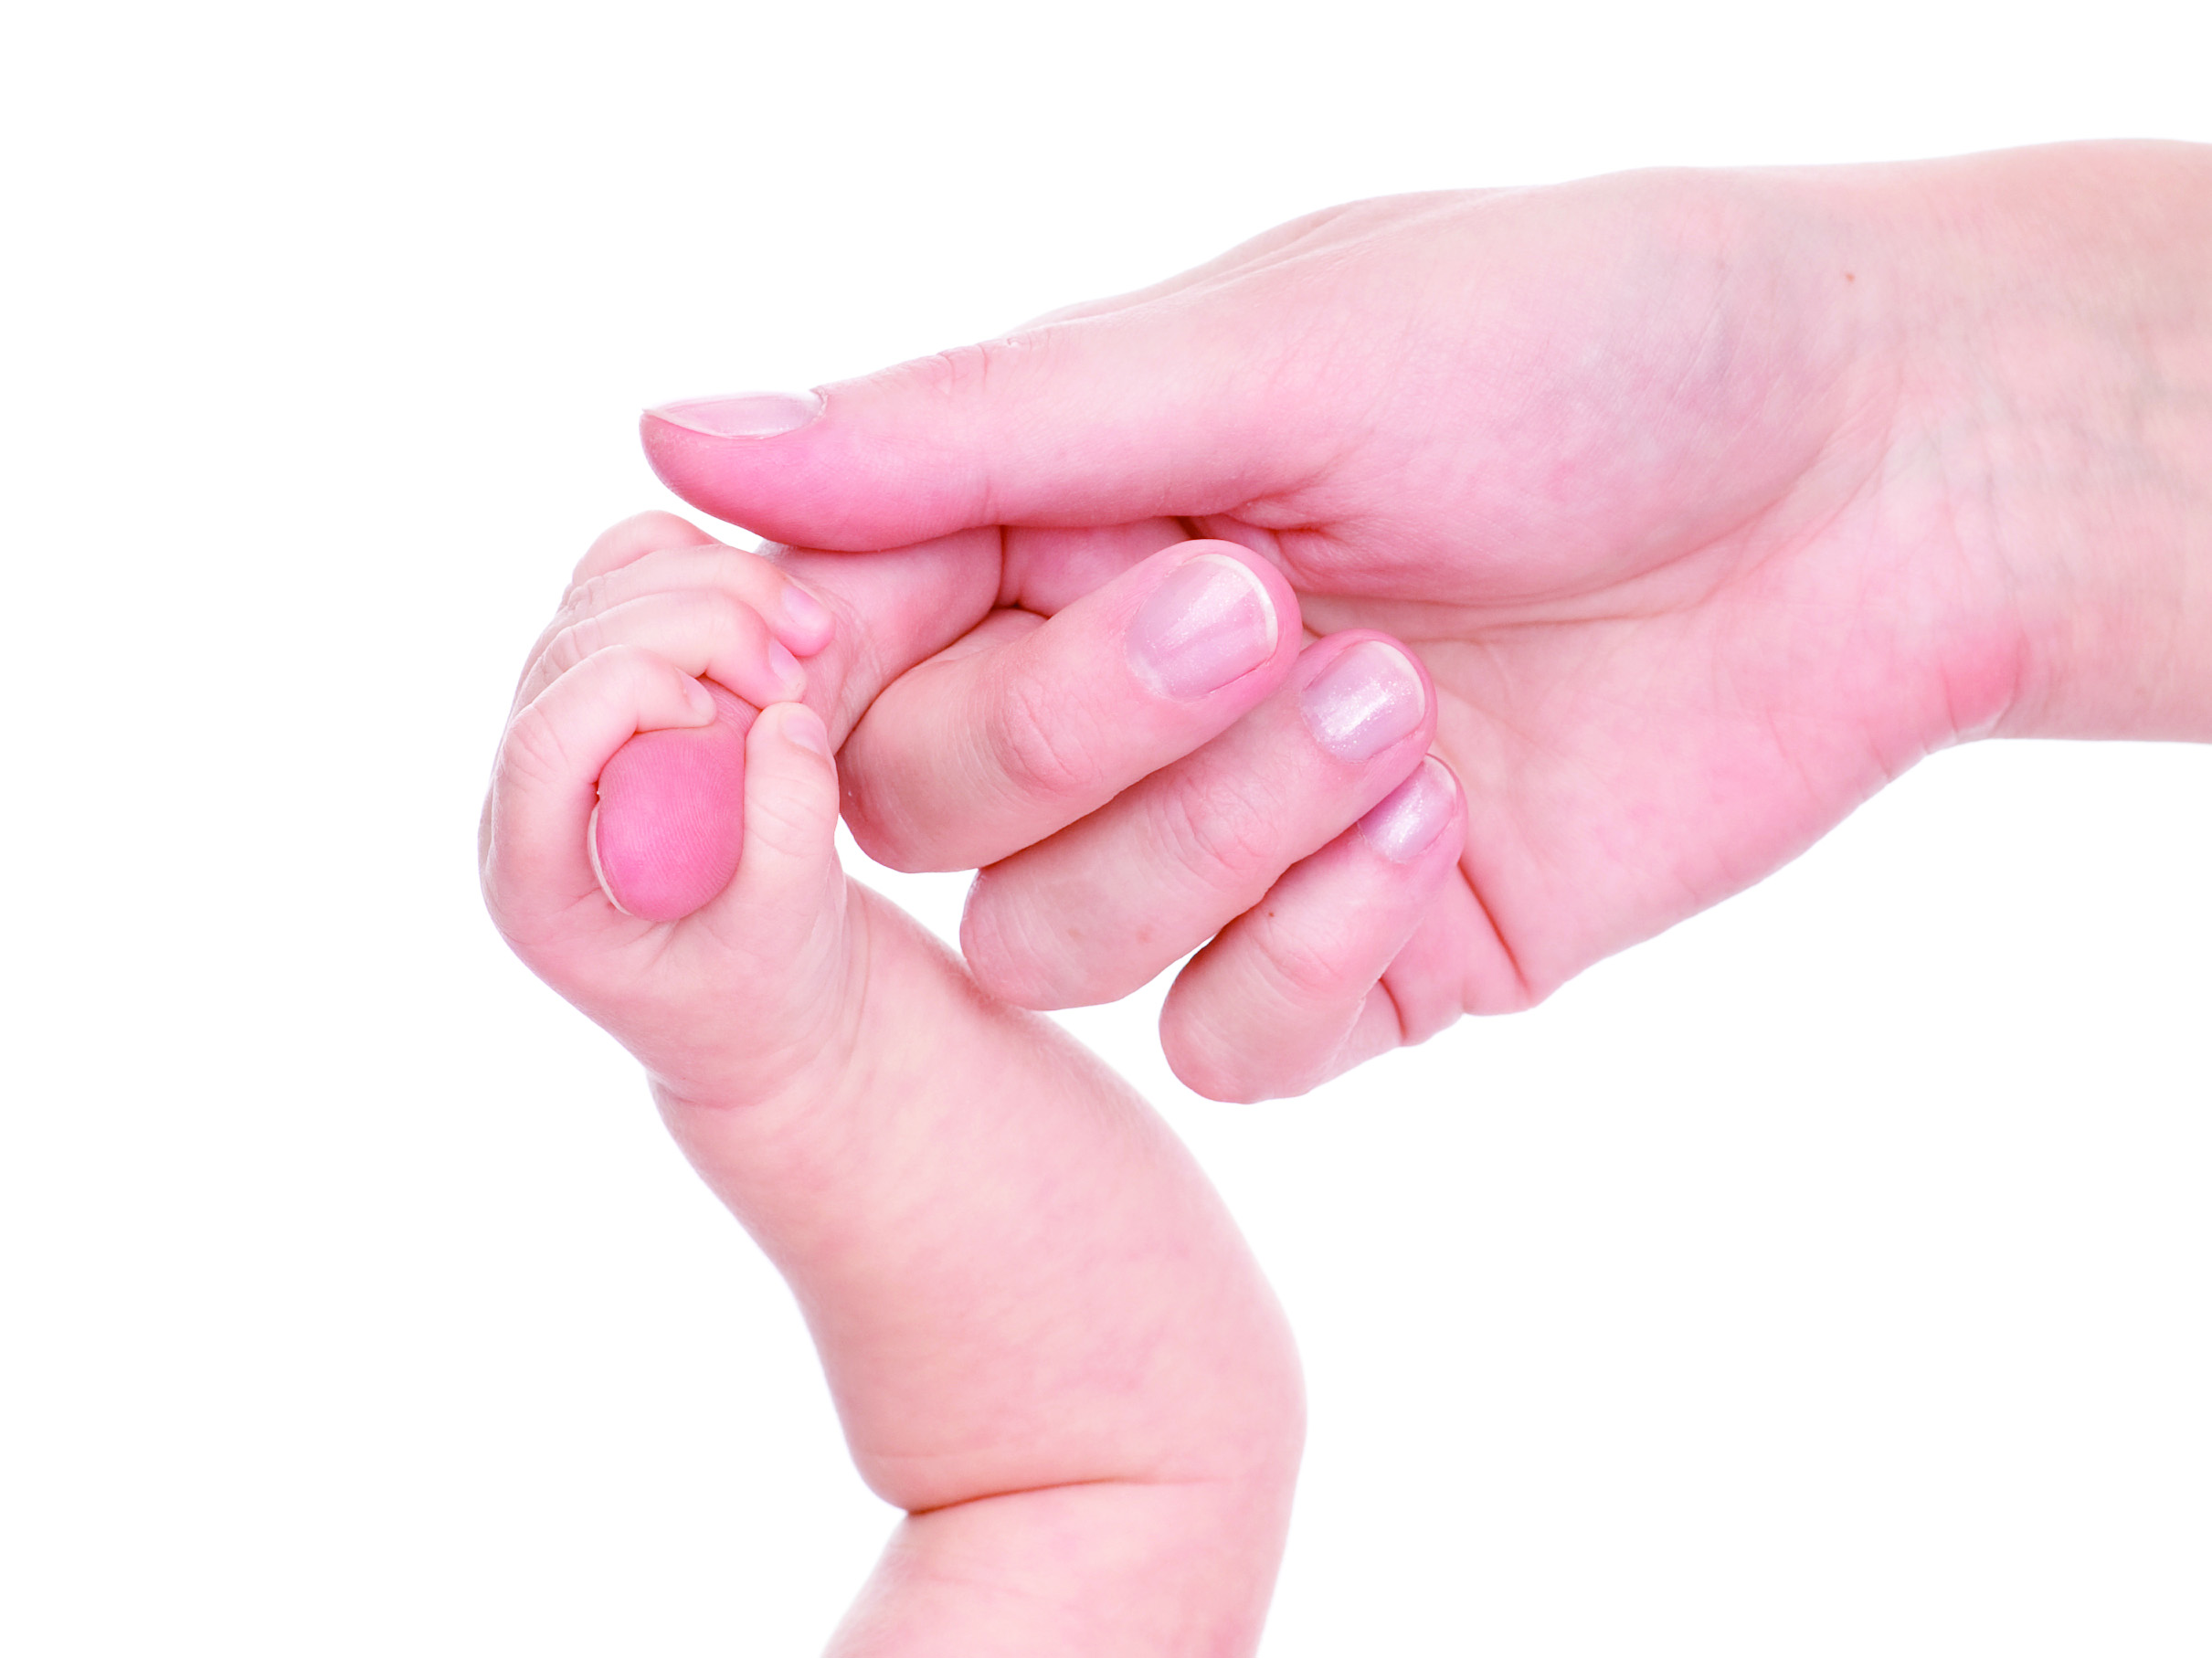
left=641, top=144, right=2201, bottom=1096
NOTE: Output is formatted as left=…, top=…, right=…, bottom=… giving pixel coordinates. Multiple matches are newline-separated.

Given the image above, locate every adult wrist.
left=1876, top=142, right=2212, bottom=744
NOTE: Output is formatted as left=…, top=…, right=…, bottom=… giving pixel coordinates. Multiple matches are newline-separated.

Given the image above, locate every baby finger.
left=520, top=588, right=807, bottom=711
left=484, top=645, right=717, bottom=945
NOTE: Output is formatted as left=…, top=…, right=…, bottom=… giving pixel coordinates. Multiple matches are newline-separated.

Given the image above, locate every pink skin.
left=514, top=512, right=831, bottom=922
left=590, top=681, right=757, bottom=921
left=640, top=141, right=2212, bottom=1100
left=471, top=142, right=2211, bottom=1649
left=566, top=512, right=1460, bottom=1095
left=482, top=519, right=1314, bottom=1654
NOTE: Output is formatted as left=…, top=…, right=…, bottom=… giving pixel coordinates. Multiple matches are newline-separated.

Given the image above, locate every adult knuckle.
left=1153, top=773, right=1283, bottom=893
left=1261, top=915, right=1352, bottom=1003
left=901, top=337, right=1016, bottom=401
left=984, top=669, right=1102, bottom=805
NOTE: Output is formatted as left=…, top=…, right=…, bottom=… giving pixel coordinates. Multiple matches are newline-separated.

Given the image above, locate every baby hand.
left=481, top=513, right=849, bottom=1106
left=485, top=512, right=1307, bottom=1656
left=591, top=680, right=757, bottom=923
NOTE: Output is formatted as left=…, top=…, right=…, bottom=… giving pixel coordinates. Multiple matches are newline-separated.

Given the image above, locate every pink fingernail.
left=767, top=639, right=805, bottom=698
left=646, top=391, right=824, bottom=438
left=780, top=704, right=831, bottom=755
left=1358, top=756, right=1456, bottom=861
left=1126, top=553, right=1278, bottom=699
left=1300, top=639, right=1424, bottom=761
left=778, top=580, right=832, bottom=646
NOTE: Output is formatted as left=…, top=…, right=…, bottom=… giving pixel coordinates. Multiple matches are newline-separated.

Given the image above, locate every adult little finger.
left=1158, top=756, right=1466, bottom=1103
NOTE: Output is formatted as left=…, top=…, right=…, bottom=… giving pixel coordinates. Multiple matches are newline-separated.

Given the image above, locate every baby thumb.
left=714, top=702, right=843, bottom=928
left=591, top=681, right=757, bottom=923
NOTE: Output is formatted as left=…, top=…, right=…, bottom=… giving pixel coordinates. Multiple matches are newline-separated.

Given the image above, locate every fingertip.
left=774, top=577, right=835, bottom=656
left=640, top=413, right=745, bottom=531
left=1179, top=540, right=1303, bottom=661
left=738, top=701, right=840, bottom=829
left=491, top=648, right=748, bottom=931
left=713, top=701, right=844, bottom=919
left=639, top=312, right=1304, bottom=550
left=1155, top=765, right=1466, bottom=1101
left=1355, top=755, right=1464, bottom=863
left=775, top=700, right=831, bottom=758
left=1239, top=545, right=1303, bottom=651
left=1125, top=541, right=1304, bottom=706
left=641, top=407, right=841, bottom=544
left=1295, top=631, right=1433, bottom=766
left=1159, top=1015, right=1271, bottom=1105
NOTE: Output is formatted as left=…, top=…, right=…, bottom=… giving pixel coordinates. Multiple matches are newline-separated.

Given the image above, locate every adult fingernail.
left=646, top=391, right=825, bottom=438
left=1301, top=639, right=1425, bottom=761
left=1127, top=553, right=1278, bottom=699
left=1357, top=756, right=1456, bottom=861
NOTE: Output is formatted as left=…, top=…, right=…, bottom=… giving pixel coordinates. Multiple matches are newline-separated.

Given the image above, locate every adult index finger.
left=835, top=541, right=1302, bottom=873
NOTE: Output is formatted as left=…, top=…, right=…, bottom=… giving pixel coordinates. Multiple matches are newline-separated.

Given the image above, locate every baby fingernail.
left=778, top=580, right=832, bottom=645
left=646, top=390, right=824, bottom=438
left=1301, top=639, right=1424, bottom=761
left=1126, top=552, right=1278, bottom=699
left=587, top=802, right=636, bottom=914
left=1358, top=756, right=1457, bottom=861
left=767, top=639, right=805, bottom=698
left=781, top=704, right=831, bottom=755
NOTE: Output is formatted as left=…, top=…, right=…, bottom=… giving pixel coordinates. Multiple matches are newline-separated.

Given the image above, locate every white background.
left=5, top=1, right=2208, bottom=1652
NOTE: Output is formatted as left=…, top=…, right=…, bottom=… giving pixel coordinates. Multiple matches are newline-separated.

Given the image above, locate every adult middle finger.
left=958, top=630, right=1437, bottom=1010
left=835, top=540, right=1303, bottom=872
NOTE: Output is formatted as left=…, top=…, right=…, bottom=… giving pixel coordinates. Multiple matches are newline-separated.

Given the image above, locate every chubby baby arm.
left=673, top=895, right=1306, bottom=1658
left=482, top=519, right=1305, bottom=1656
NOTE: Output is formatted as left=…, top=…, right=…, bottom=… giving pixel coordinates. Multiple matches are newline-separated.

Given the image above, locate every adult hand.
left=642, top=141, right=2212, bottom=1100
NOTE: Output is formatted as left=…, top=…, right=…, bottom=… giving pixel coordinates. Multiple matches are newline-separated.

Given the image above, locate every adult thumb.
left=640, top=301, right=1325, bottom=552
